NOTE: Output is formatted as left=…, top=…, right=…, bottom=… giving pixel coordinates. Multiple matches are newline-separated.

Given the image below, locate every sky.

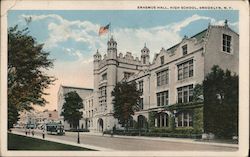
left=7, top=10, right=239, bottom=111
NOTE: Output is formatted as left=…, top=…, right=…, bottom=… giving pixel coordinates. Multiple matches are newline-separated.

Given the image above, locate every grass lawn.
left=8, top=133, right=94, bottom=151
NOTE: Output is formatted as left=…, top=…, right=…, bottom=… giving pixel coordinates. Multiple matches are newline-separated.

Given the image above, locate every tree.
left=111, top=81, right=141, bottom=130
left=8, top=25, right=56, bottom=128
left=203, top=65, right=238, bottom=138
left=193, top=84, right=204, bottom=102
left=61, top=91, right=83, bottom=129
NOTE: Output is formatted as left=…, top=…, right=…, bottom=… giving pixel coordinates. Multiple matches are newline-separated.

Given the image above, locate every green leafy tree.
left=8, top=25, right=55, bottom=128
left=61, top=91, right=83, bottom=129
left=193, top=84, right=204, bottom=102
left=112, top=81, right=141, bottom=130
left=203, top=65, right=238, bottom=138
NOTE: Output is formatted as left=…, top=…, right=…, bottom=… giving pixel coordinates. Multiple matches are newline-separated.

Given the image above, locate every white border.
left=1, top=0, right=249, bottom=156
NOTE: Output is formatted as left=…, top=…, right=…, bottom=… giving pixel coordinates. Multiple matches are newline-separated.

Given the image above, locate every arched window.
left=156, top=112, right=169, bottom=128
left=138, top=115, right=146, bottom=129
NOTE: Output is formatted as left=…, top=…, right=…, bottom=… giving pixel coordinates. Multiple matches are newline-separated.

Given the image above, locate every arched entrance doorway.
left=97, top=118, right=104, bottom=132
left=138, top=115, right=146, bottom=129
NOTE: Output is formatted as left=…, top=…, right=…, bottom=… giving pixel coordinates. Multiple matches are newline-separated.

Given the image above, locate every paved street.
left=12, top=128, right=237, bottom=151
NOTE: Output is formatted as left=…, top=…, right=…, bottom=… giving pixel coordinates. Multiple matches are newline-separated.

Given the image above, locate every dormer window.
left=182, top=45, right=187, bottom=55
left=222, top=34, right=232, bottom=53
left=160, top=56, right=164, bottom=65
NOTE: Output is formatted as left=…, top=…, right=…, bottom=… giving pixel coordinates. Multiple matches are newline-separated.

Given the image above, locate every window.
left=99, top=86, right=107, bottom=106
left=49, top=113, right=52, bottom=117
left=139, top=98, right=143, bottom=110
left=222, top=34, right=232, bottom=53
left=156, top=113, right=168, bottom=127
left=102, top=73, right=107, bottom=80
left=182, top=45, right=187, bottom=55
left=177, top=84, right=193, bottom=103
left=156, top=91, right=169, bottom=106
left=176, top=112, right=193, bottom=127
left=139, top=81, right=143, bottom=93
left=156, top=69, right=169, bottom=86
left=160, top=56, right=164, bottom=65
left=143, top=57, right=146, bottom=64
left=177, top=59, right=193, bottom=80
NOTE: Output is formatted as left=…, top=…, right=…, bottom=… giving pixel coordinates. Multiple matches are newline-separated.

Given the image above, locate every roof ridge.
left=166, top=28, right=208, bottom=52
left=61, top=85, right=93, bottom=90
left=190, top=28, right=208, bottom=39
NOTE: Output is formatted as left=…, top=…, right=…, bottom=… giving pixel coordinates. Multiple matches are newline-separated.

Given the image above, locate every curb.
left=10, top=131, right=113, bottom=151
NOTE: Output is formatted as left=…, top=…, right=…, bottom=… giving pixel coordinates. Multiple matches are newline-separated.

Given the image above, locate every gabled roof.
left=166, top=28, right=208, bottom=53
left=167, top=43, right=180, bottom=54
left=61, top=85, right=93, bottom=91
left=190, top=29, right=208, bottom=41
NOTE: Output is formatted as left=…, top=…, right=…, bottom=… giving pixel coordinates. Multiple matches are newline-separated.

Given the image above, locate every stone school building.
left=58, top=21, right=238, bottom=133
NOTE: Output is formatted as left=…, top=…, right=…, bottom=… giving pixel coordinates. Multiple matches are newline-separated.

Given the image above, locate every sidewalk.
left=11, top=131, right=113, bottom=151
left=79, top=131, right=238, bottom=148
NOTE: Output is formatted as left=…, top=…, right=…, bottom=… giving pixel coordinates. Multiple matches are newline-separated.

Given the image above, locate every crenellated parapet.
left=94, top=36, right=152, bottom=71
left=117, top=52, right=142, bottom=65
left=98, top=58, right=107, bottom=69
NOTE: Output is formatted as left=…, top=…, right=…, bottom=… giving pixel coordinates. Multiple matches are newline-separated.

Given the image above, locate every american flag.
left=99, top=23, right=110, bottom=36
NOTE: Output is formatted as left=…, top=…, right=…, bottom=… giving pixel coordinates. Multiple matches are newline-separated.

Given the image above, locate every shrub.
left=104, top=127, right=202, bottom=139
left=66, top=128, right=89, bottom=132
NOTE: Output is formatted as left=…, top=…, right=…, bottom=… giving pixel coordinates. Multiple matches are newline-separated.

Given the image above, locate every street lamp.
left=77, top=126, right=80, bottom=144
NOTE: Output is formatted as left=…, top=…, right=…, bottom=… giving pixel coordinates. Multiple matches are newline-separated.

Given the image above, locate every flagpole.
left=107, top=23, right=110, bottom=43
left=109, top=22, right=111, bottom=39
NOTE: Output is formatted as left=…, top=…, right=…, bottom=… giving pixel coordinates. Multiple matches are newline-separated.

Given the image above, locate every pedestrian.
left=111, top=130, right=113, bottom=137
left=25, top=128, right=27, bottom=135
left=42, top=130, right=45, bottom=139
left=111, top=125, right=116, bottom=137
left=32, top=130, right=34, bottom=136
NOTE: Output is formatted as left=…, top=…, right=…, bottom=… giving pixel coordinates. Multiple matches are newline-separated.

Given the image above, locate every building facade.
left=58, top=21, right=238, bottom=132
left=57, top=85, right=93, bottom=130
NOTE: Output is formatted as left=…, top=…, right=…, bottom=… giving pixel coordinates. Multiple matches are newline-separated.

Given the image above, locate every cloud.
left=169, top=15, right=216, bottom=33
left=21, top=13, right=238, bottom=61
left=21, top=14, right=101, bottom=51
left=113, top=27, right=182, bottom=58
left=63, top=48, right=83, bottom=58
left=21, top=14, right=64, bottom=23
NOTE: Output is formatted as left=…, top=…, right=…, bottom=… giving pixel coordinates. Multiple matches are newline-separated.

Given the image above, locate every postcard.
left=1, top=0, right=249, bottom=156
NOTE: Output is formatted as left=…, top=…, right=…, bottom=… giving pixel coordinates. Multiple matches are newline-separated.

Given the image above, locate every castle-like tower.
left=92, top=36, right=150, bottom=131
left=107, top=36, right=117, bottom=59
left=106, top=36, right=118, bottom=114
left=141, top=43, right=150, bottom=65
